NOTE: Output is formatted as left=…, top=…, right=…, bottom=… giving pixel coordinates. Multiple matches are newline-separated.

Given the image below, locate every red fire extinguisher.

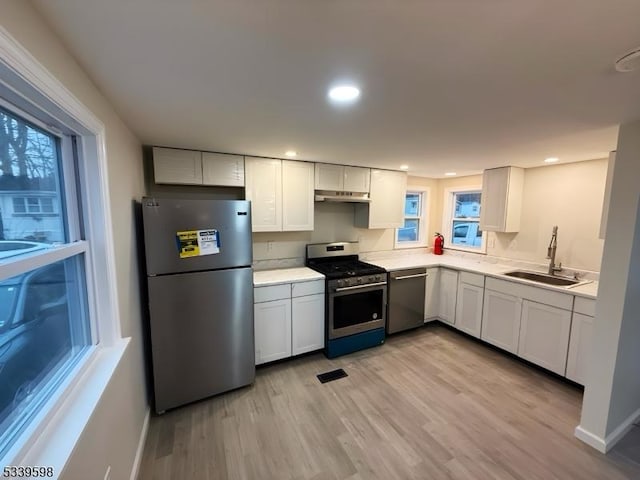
left=433, top=232, right=444, bottom=255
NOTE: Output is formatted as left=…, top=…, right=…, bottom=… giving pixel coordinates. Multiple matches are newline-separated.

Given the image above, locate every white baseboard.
left=575, top=406, right=640, bottom=454
left=604, top=407, right=640, bottom=452
left=129, top=408, right=151, bottom=480
left=575, top=425, right=607, bottom=453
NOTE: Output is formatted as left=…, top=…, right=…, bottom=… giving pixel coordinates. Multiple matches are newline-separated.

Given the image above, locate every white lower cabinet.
left=254, top=299, right=292, bottom=365
left=424, top=267, right=440, bottom=322
left=518, top=300, right=572, bottom=375
left=481, top=289, right=521, bottom=354
left=438, top=269, right=458, bottom=325
left=566, top=312, right=595, bottom=384
left=254, top=279, right=325, bottom=365
left=455, top=282, right=484, bottom=337
left=292, top=293, right=325, bottom=355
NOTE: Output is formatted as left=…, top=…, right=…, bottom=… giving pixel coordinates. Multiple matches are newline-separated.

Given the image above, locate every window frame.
left=394, top=187, right=430, bottom=249
left=0, top=28, right=124, bottom=470
left=442, top=186, right=487, bottom=254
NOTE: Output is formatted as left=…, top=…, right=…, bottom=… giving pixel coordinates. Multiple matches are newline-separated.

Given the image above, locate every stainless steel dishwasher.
left=387, top=267, right=428, bottom=334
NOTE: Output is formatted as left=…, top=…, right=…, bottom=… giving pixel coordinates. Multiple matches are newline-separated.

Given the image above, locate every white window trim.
left=442, top=185, right=487, bottom=254
left=394, top=187, right=430, bottom=249
left=0, top=25, right=125, bottom=470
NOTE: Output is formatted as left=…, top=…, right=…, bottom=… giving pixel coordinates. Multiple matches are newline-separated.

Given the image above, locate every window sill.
left=3, top=338, right=130, bottom=474
left=394, top=242, right=428, bottom=250
left=445, top=245, right=487, bottom=255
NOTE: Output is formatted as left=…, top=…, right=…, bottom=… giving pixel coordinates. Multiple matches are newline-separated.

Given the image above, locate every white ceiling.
left=33, top=0, right=640, bottom=177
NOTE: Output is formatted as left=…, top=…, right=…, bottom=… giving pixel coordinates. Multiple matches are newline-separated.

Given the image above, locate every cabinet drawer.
left=291, top=279, right=325, bottom=297
left=459, top=271, right=485, bottom=288
left=486, top=277, right=573, bottom=311
left=574, top=297, right=596, bottom=317
left=254, top=284, right=291, bottom=303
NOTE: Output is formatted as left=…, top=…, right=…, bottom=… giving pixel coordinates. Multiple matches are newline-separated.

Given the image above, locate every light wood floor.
left=138, top=325, right=640, bottom=480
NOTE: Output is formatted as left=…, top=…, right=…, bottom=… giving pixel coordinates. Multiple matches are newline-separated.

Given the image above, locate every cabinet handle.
left=394, top=273, right=428, bottom=280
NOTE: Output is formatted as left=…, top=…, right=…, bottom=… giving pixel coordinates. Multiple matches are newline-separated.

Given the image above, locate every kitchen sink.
left=502, top=270, right=581, bottom=287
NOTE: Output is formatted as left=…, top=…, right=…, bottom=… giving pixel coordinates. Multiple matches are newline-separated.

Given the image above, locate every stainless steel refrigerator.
left=141, top=197, right=254, bottom=413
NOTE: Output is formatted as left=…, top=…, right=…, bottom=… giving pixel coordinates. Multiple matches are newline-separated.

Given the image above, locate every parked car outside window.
left=0, top=263, right=70, bottom=425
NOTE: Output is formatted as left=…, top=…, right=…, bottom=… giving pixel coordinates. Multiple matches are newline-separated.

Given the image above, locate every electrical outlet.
left=104, top=466, right=111, bottom=480
left=267, top=241, right=273, bottom=252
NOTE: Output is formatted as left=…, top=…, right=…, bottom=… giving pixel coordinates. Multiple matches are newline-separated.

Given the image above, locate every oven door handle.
left=334, top=281, right=387, bottom=292
left=393, top=273, right=428, bottom=281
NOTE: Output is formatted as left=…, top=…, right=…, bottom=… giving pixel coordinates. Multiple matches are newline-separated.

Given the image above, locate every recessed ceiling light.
left=328, top=85, right=361, bottom=103
left=445, top=172, right=457, bottom=176
left=285, top=150, right=297, bottom=157
left=400, top=165, right=409, bottom=170
left=544, top=157, right=559, bottom=163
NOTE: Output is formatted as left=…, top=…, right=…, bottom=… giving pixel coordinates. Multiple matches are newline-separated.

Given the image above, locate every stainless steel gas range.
left=305, top=242, right=387, bottom=358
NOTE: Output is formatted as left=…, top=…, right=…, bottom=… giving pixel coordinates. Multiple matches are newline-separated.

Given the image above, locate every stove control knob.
left=357, top=277, right=363, bottom=284
left=375, top=275, right=382, bottom=282
left=337, top=280, right=344, bottom=288
left=369, top=276, right=374, bottom=282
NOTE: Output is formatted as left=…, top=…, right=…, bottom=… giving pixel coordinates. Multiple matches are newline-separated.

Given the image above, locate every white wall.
left=431, top=160, right=607, bottom=272
left=487, top=159, right=607, bottom=272
left=578, top=118, right=640, bottom=451
left=0, top=2, right=148, bottom=479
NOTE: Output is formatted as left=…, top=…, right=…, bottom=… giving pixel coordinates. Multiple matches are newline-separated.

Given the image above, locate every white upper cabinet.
left=315, top=163, right=344, bottom=190
left=282, top=160, right=314, bottom=231
left=354, top=169, right=407, bottom=229
left=599, top=151, right=616, bottom=239
left=153, top=147, right=203, bottom=185
left=480, top=166, right=524, bottom=232
left=153, top=147, right=245, bottom=187
left=245, top=157, right=314, bottom=232
left=343, top=166, right=371, bottom=192
left=245, top=157, right=283, bottom=232
left=314, top=163, right=370, bottom=192
left=202, top=152, right=244, bottom=186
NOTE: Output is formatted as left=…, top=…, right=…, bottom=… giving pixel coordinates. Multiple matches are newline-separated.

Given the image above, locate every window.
left=12, top=197, right=56, bottom=215
left=443, top=187, right=486, bottom=253
left=0, top=105, right=91, bottom=457
left=395, top=189, right=429, bottom=248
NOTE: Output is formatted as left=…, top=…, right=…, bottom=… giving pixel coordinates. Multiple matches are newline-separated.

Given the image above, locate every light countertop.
left=365, top=253, right=598, bottom=299
left=253, top=267, right=324, bottom=287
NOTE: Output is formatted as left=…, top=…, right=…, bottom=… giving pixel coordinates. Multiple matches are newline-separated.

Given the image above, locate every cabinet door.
left=424, top=267, right=440, bottom=322
left=245, top=157, right=282, bottom=232
left=566, top=313, right=595, bottom=384
left=518, top=300, right=571, bottom=375
left=292, top=293, right=325, bottom=355
left=282, top=160, right=314, bottom=231
left=455, top=282, right=484, bottom=337
left=254, top=299, right=292, bottom=365
left=480, top=166, right=523, bottom=232
left=481, top=289, right=521, bottom=353
left=438, top=269, right=458, bottom=325
left=153, top=147, right=203, bottom=185
left=314, top=163, right=344, bottom=190
left=202, top=152, right=244, bottom=186
left=343, top=166, right=370, bottom=192
left=355, top=169, right=407, bottom=229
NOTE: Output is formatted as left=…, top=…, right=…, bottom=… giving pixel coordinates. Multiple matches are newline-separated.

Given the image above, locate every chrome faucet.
left=547, top=225, right=562, bottom=275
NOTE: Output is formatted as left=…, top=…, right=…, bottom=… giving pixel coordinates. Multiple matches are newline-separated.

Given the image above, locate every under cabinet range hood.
left=314, top=190, right=371, bottom=203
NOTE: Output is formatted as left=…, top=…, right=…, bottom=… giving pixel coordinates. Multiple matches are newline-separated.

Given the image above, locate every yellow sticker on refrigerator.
left=176, top=229, right=220, bottom=258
